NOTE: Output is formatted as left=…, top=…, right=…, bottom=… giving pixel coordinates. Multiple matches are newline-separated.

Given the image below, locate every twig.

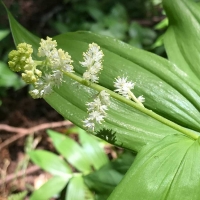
left=0, top=165, right=40, bottom=186
left=0, top=121, right=72, bottom=150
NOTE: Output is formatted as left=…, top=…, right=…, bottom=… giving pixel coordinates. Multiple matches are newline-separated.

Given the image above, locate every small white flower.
left=52, top=70, right=64, bottom=87
left=88, top=111, right=105, bottom=123
left=80, top=43, right=104, bottom=83
left=99, top=90, right=110, bottom=105
left=49, top=49, right=74, bottom=73
left=90, top=74, right=99, bottom=83
left=38, top=37, right=57, bottom=57
left=86, top=98, right=102, bottom=112
left=83, top=90, right=110, bottom=131
left=29, top=73, right=54, bottom=98
left=82, top=119, right=95, bottom=131
left=137, top=95, right=145, bottom=103
left=42, top=84, right=53, bottom=96
left=114, top=76, right=135, bottom=99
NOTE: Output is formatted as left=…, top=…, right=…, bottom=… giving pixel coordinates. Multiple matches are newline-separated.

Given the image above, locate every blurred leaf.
left=69, top=127, right=109, bottom=170
left=66, top=176, right=91, bottom=200
left=49, top=21, right=69, bottom=34
left=87, top=5, right=104, bottom=21
left=47, top=130, right=91, bottom=173
left=8, top=191, right=27, bottom=200
left=152, top=0, right=162, bottom=5
left=84, top=151, right=135, bottom=199
left=128, top=22, right=156, bottom=48
left=154, top=18, right=168, bottom=30
left=30, top=176, right=68, bottom=200
left=151, top=35, right=164, bottom=49
left=0, top=29, right=9, bottom=41
left=108, top=135, right=200, bottom=200
left=0, top=61, right=25, bottom=89
left=110, top=3, right=127, bottom=20
left=29, top=150, right=72, bottom=177
left=142, top=28, right=156, bottom=43
left=128, top=22, right=143, bottom=39
left=84, top=164, right=123, bottom=196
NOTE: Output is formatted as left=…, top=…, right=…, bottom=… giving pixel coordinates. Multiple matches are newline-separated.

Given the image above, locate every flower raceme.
left=83, top=90, right=110, bottom=131
left=80, top=43, right=104, bottom=83
left=8, top=37, right=144, bottom=131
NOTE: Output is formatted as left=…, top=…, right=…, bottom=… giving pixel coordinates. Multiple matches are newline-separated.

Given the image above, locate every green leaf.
left=2, top=2, right=40, bottom=57
left=0, top=29, right=10, bottom=41
left=85, top=168, right=122, bottom=197
left=53, top=31, right=200, bottom=130
left=163, top=0, right=200, bottom=97
left=108, top=135, right=200, bottom=200
left=0, top=61, right=25, bottom=89
left=8, top=191, right=27, bottom=200
left=29, top=150, right=72, bottom=177
left=71, top=127, right=109, bottom=170
left=30, top=176, right=68, bottom=200
left=47, top=130, right=91, bottom=173
left=66, top=176, right=89, bottom=200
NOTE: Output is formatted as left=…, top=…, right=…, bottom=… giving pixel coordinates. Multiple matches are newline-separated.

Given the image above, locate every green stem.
left=128, top=90, right=144, bottom=107
left=64, top=72, right=199, bottom=140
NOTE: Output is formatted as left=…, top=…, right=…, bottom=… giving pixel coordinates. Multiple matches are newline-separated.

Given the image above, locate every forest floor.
left=0, top=87, right=69, bottom=198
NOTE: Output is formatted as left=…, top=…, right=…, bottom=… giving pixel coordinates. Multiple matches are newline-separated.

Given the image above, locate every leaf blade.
left=30, top=176, right=68, bottom=200
left=108, top=135, right=200, bottom=200
left=47, top=130, right=91, bottom=173
left=29, top=150, right=72, bottom=177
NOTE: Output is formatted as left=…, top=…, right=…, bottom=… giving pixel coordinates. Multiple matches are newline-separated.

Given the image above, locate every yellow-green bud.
left=8, top=43, right=33, bottom=72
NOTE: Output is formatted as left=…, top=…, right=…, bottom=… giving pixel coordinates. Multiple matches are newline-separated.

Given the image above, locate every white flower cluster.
left=30, top=37, right=74, bottom=98
left=80, top=43, right=104, bottom=83
left=114, top=76, right=145, bottom=105
left=114, top=76, right=135, bottom=99
left=83, top=90, right=110, bottom=131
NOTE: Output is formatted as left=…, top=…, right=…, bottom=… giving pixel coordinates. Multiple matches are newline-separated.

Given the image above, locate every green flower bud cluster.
left=8, top=43, right=33, bottom=71
left=21, top=57, right=42, bottom=84
left=8, top=43, right=42, bottom=84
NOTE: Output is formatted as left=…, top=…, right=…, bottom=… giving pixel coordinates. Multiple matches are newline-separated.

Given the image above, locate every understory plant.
left=3, top=0, right=200, bottom=199
left=28, top=128, right=135, bottom=200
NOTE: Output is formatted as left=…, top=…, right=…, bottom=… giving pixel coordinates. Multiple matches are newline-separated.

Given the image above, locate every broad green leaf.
left=70, top=127, right=109, bottom=170
left=66, top=176, right=89, bottom=200
left=30, top=176, right=68, bottom=200
left=53, top=31, right=200, bottom=130
left=108, top=135, right=200, bottom=200
left=5, top=4, right=200, bottom=152
left=47, top=130, right=91, bottom=173
left=29, top=150, right=72, bottom=177
left=163, top=0, right=200, bottom=96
